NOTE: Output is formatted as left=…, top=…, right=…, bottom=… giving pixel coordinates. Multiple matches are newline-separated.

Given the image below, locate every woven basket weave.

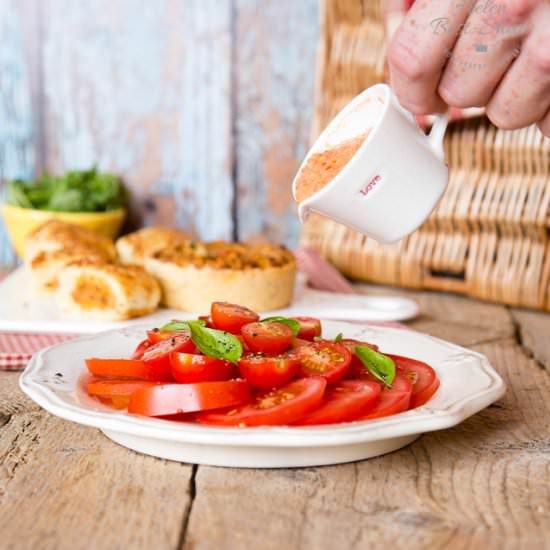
left=301, top=0, right=550, bottom=310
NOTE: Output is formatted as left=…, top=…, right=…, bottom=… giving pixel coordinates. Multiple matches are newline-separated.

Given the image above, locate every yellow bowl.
left=1, top=204, right=126, bottom=258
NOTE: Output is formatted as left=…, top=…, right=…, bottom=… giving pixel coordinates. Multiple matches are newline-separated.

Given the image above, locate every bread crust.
left=145, top=242, right=296, bottom=312
left=57, top=261, right=161, bottom=320
left=116, top=227, right=190, bottom=266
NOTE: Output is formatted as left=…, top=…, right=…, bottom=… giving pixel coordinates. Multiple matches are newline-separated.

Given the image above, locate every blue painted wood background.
left=0, top=0, right=319, bottom=266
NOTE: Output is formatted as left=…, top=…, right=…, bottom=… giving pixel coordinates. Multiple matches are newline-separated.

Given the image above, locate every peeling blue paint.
left=0, top=2, right=35, bottom=265
left=0, top=0, right=319, bottom=267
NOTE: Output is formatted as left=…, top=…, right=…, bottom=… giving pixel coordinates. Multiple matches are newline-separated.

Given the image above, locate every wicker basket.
left=301, top=0, right=550, bottom=310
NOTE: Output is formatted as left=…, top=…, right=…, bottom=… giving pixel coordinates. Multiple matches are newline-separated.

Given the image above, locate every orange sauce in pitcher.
left=294, top=130, right=370, bottom=203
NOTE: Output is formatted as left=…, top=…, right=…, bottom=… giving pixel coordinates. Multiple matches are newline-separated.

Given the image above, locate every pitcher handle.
left=427, top=113, right=448, bottom=161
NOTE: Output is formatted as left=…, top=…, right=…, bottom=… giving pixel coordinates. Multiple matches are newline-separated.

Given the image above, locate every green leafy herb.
left=260, top=316, right=300, bottom=336
left=5, top=168, right=126, bottom=212
left=355, top=346, right=396, bottom=387
left=160, top=319, right=206, bottom=332
left=334, top=333, right=343, bottom=343
left=187, top=320, right=242, bottom=363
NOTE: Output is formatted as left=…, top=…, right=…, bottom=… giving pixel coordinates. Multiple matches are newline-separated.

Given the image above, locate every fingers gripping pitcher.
left=292, top=83, right=449, bottom=244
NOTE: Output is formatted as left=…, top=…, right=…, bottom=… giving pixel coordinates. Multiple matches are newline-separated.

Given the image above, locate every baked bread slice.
left=27, top=247, right=115, bottom=294
left=116, top=227, right=190, bottom=266
left=56, top=261, right=161, bottom=320
left=145, top=241, right=296, bottom=312
left=24, top=220, right=116, bottom=262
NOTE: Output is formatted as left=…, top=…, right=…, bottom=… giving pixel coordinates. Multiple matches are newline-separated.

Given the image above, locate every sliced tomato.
left=211, top=302, right=260, bottom=334
left=294, top=380, right=381, bottom=426
left=128, top=380, right=251, bottom=417
left=388, top=354, right=440, bottom=408
left=359, top=374, right=412, bottom=420
left=170, top=352, right=236, bottom=384
left=197, top=378, right=326, bottom=427
left=241, top=322, right=293, bottom=355
left=85, top=358, right=173, bottom=381
left=141, top=333, right=195, bottom=376
left=131, top=339, right=152, bottom=359
left=87, top=379, right=161, bottom=408
left=290, top=316, right=321, bottom=341
left=238, top=351, right=300, bottom=389
left=87, top=378, right=161, bottom=397
left=297, top=342, right=351, bottom=384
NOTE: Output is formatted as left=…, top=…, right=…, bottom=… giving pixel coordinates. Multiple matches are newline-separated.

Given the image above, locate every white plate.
left=1, top=268, right=418, bottom=333
left=20, top=321, right=505, bottom=468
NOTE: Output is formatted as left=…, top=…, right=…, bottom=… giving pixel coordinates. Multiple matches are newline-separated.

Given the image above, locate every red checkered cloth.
left=0, top=249, right=403, bottom=371
left=383, top=0, right=485, bottom=127
left=0, top=331, right=76, bottom=371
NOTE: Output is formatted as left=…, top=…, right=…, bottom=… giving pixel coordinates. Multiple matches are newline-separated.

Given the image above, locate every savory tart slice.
left=144, top=241, right=296, bottom=312
left=57, top=261, right=161, bottom=320
left=27, top=247, right=115, bottom=294
left=24, top=219, right=116, bottom=262
left=116, top=227, right=191, bottom=266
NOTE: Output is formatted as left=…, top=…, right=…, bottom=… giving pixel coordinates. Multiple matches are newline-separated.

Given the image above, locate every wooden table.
left=1, top=286, right=550, bottom=550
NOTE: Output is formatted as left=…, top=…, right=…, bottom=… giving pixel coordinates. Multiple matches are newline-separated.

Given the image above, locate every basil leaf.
left=334, top=333, right=343, bottom=343
left=160, top=319, right=205, bottom=332
left=355, top=346, right=396, bottom=387
left=261, top=316, right=300, bottom=336
left=187, top=320, right=242, bottom=363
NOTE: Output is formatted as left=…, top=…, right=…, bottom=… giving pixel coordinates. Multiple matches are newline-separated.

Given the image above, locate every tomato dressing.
left=293, top=129, right=371, bottom=203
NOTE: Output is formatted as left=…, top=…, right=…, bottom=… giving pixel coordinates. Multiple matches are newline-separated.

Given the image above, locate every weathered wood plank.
left=0, top=371, right=39, bottom=420
left=0, top=410, right=193, bottom=550
left=41, top=0, right=234, bottom=239
left=0, top=0, right=38, bottom=266
left=511, top=308, right=550, bottom=372
left=183, top=334, right=550, bottom=550
left=234, top=0, right=319, bottom=247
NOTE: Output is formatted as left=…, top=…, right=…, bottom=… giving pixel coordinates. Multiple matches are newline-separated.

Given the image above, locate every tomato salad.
left=85, top=301, right=440, bottom=426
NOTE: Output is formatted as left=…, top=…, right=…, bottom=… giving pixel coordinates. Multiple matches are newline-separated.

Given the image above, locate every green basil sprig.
left=187, top=320, right=242, bottom=363
left=355, top=345, right=396, bottom=387
left=334, top=333, right=343, bottom=343
left=159, top=319, right=205, bottom=332
left=260, top=316, right=300, bottom=336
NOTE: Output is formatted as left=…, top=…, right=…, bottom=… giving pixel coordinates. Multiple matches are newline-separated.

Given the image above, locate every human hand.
left=387, top=0, right=550, bottom=136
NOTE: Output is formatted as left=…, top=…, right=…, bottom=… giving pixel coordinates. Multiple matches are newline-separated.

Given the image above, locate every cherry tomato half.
left=131, top=339, right=152, bottom=360
left=128, top=380, right=251, bottom=417
left=241, top=322, right=293, bottom=355
left=147, top=329, right=171, bottom=344
left=238, top=351, right=300, bottom=389
left=170, top=352, right=236, bottom=384
left=341, top=339, right=380, bottom=378
left=388, top=354, right=440, bottom=408
left=141, top=333, right=195, bottom=376
left=294, top=380, right=381, bottom=426
left=197, top=377, right=327, bottom=427
left=290, top=316, right=321, bottom=341
left=85, top=358, right=173, bottom=382
left=290, top=337, right=311, bottom=350
left=359, top=374, right=412, bottom=420
left=297, top=342, right=352, bottom=384
left=211, top=302, right=260, bottom=334
left=198, top=315, right=217, bottom=329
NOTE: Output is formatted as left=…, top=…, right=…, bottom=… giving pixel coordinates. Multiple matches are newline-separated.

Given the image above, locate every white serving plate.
left=0, top=268, right=418, bottom=333
left=20, top=321, right=505, bottom=468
